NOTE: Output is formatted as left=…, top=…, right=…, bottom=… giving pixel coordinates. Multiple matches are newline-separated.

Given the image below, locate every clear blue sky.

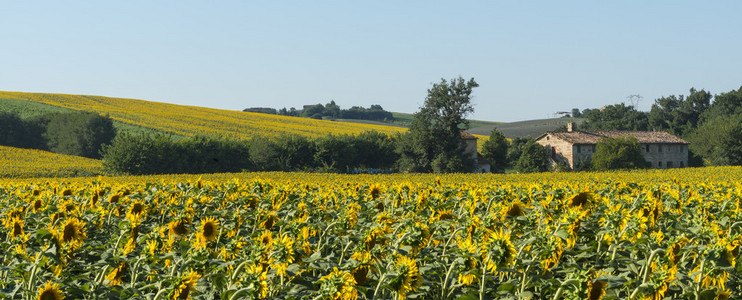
left=2, top=1, right=741, bottom=122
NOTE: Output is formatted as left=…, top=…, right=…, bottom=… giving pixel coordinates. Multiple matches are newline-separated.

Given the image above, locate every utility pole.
left=626, top=94, right=643, bottom=108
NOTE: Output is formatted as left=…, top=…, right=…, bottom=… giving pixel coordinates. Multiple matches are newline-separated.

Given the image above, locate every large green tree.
left=515, top=140, right=548, bottom=173
left=648, top=88, right=711, bottom=136
left=688, top=114, right=742, bottom=166
left=45, top=112, right=116, bottom=159
left=582, top=103, right=648, bottom=131
left=591, top=135, right=648, bottom=170
left=396, top=77, right=478, bottom=173
left=481, top=128, right=508, bottom=172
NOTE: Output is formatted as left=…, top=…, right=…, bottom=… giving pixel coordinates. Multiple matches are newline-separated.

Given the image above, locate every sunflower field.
left=1, top=167, right=741, bottom=299
left=0, top=146, right=104, bottom=178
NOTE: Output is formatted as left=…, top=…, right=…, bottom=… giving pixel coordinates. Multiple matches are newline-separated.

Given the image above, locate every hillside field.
left=0, top=91, right=409, bottom=140
left=0, top=145, right=104, bottom=178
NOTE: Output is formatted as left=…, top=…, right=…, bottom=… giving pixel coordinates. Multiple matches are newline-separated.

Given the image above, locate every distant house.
left=535, top=123, right=689, bottom=169
left=461, top=132, right=491, bottom=173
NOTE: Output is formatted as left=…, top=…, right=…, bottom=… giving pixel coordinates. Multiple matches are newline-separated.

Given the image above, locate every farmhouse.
left=535, top=123, right=689, bottom=169
left=461, top=132, right=491, bottom=173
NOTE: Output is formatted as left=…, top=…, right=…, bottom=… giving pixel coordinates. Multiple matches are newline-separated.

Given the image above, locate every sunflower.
left=129, top=201, right=146, bottom=216
left=261, top=214, right=278, bottom=230
left=485, top=228, right=516, bottom=272
left=587, top=280, right=607, bottom=300
left=105, top=262, right=128, bottom=286
left=168, top=219, right=189, bottom=236
left=716, top=288, right=731, bottom=300
left=567, top=191, right=591, bottom=208
left=388, top=255, right=422, bottom=300
left=198, top=217, right=219, bottom=242
left=56, top=217, right=87, bottom=250
left=172, top=270, right=200, bottom=299
left=316, top=267, right=358, bottom=300
left=258, top=230, right=273, bottom=247
left=505, top=201, right=525, bottom=217
left=8, top=217, right=24, bottom=238
left=541, top=236, right=564, bottom=272
left=32, top=199, right=44, bottom=213
left=369, top=185, right=382, bottom=200
left=37, top=281, right=65, bottom=300
left=350, top=251, right=373, bottom=285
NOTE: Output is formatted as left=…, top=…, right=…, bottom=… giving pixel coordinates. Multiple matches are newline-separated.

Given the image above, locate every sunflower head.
left=55, top=217, right=87, bottom=250
left=587, top=280, right=607, bottom=300
left=198, top=217, right=220, bottom=242
left=37, top=281, right=65, bottom=300
left=316, top=267, right=358, bottom=300
left=567, top=191, right=592, bottom=208
left=389, top=255, right=422, bottom=300
left=172, top=270, right=200, bottom=299
left=369, top=185, right=382, bottom=200
left=9, top=217, right=24, bottom=238
left=168, top=219, right=189, bottom=236
left=105, top=262, right=128, bottom=286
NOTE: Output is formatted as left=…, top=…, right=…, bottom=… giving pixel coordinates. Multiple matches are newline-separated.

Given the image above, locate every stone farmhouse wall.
left=641, top=143, right=689, bottom=168
left=537, top=134, right=688, bottom=169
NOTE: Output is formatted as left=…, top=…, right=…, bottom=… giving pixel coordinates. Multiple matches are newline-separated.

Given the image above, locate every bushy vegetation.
left=0, top=111, right=115, bottom=159
left=591, top=136, right=648, bottom=170
left=101, top=132, right=400, bottom=175
left=578, top=85, right=742, bottom=167
left=272, top=101, right=395, bottom=121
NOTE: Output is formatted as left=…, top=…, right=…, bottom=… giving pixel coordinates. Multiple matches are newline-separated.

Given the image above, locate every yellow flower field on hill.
left=0, top=91, right=407, bottom=139
left=0, top=91, right=489, bottom=148
left=0, top=145, right=104, bottom=178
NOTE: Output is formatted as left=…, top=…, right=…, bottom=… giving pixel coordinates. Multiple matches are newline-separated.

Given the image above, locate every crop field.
left=0, top=91, right=490, bottom=149
left=1, top=167, right=740, bottom=299
left=0, top=91, right=407, bottom=139
left=0, top=146, right=104, bottom=178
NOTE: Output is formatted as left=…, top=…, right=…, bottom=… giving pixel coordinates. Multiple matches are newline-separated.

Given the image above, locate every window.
left=667, top=161, right=673, bottom=168
left=658, top=161, right=662, bottom=167
left=658, top=144, right=663, bottom=152
left=680, top=161, right=685, bottom=168
left=592, top=145, right=596, bottom=152
left=645, top=144, right=650, bottom=152
left=576, top=145, right=581, bottom=153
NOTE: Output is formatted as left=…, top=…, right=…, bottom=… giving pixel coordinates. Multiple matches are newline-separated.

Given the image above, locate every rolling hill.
left=0, top=91, right=408, bottom=140
left=466, top=117, right=585, bottom=138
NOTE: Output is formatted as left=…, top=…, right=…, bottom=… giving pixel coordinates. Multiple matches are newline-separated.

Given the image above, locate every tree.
left=571, top=108, right=581, bottom=118
left=591, top=135, right=648, bottom=170
left=396, top=77, right=479, bottom=173
left=515, top=140, right=548, bottom=173
left=44, top=112, right=116, bottom=158
left=582, top=103, right=648, bottom=131
left=481, top=128, right=508, bottom=172
left=648, top=88, right=711, bottom=136
left=324, top=100, right=341, bottom=118
left=688, top=114, right=742, bottom=166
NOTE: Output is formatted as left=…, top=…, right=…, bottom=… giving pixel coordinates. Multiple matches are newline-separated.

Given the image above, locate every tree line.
left=0, top=111, right=115, bottom=159
left=245, top=101, right=394, bottom=121
left=573, top=86, right=742, bottom=166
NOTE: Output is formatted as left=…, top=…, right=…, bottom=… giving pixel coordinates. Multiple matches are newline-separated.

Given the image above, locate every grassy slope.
left=390, top=112, right=502, bottom=129
left=467, top=117, right=586, bottom=138
left=0, top=97, right=160, bottom=135
left=0, top=145, right=104, bottom=178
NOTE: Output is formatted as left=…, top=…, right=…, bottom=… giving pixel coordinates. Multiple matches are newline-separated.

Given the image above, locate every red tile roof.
left=538, top=130, right=689, bottom=144
left=460, top=131, right=478, bottom=140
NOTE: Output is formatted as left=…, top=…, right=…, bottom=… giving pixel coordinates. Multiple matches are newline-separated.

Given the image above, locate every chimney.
left=567, top=122, right=575, bottom=132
